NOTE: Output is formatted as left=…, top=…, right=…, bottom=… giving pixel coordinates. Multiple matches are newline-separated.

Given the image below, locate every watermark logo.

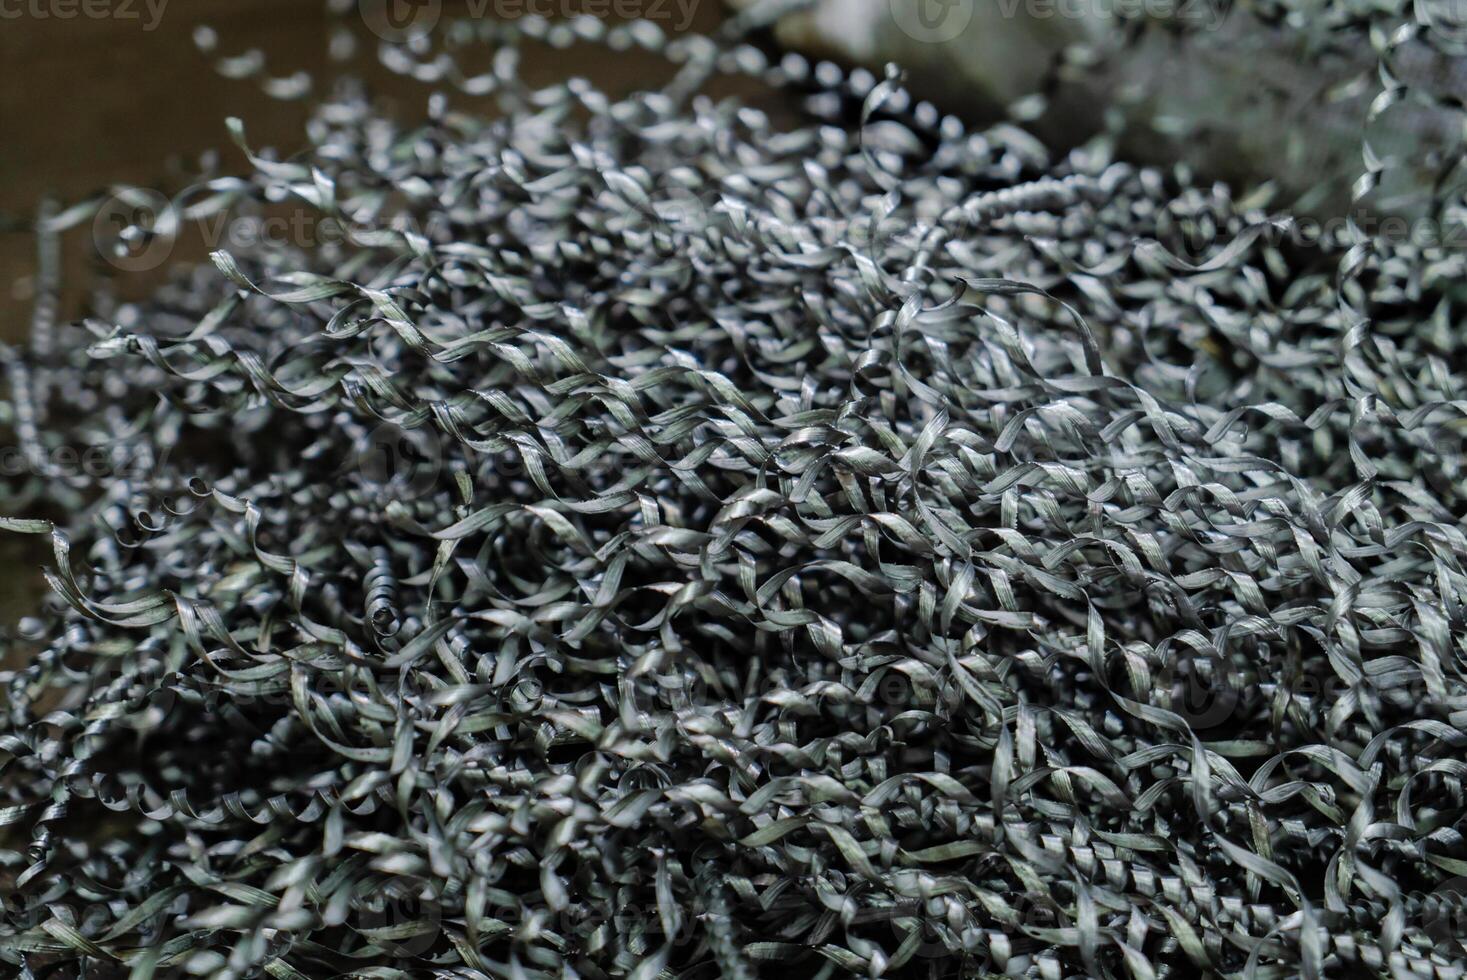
left=860, top=202, right=979, bottom=265
left=487, top=899, right=703, bottom=950
left=892, top=905, right=963, bottom=961
left=359, top=0, right=441, bottom=42
left=93, top=188, right=175, bottom=273
left=889, top=0, right=975, bottom=43
left=1138, top=661, right=1453, bottom=734
left=358, top=422, right=444, bottom=500
left=999, top=0, right=1228, bottom=29
left=1152, top=210, right=1467, bottom=272
left=878, top=671, right=915, bottom=707
left=81, top=654, right=184, bottom=724
left=604, top=173, right=725, bottom=278
left=112, top=489, right=200, bottom=549
left=356, top=881, right=443, bottom=958
left=892, top=890, right=1058, bottom=962
left=890, top=0, right=1232, bottom=41
left=1420, top=0, right=1467, bottom=43
left=356, top=0, right=701, bottom=39
left=89, top=185, right=359, bottom=273
left=1155, top=655, right=1243, bottom=730
left=630, top=663, right=712, bottom=714
left=0, top=441, right=158, bottom=484
left=0, top=0, right=169, bottom=31
left=1421, top=878, right=1467, bottom=955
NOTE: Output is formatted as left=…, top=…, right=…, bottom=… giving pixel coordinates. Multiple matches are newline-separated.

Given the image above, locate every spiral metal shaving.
left=2, top=7, right=1467, bottom=979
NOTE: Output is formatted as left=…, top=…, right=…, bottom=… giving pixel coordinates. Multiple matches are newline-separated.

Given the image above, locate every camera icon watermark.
left=1154, top=655, right=1245, bottom=731
left=358, top=0, right=442, bottom=41
left=603, top=172, right=725, bottom=279
left=1420, top=0, right=1467, bottom=43
left=356, top=0, right=702, bottom=41
left=891, top=889, right=1061, bottom=963
left=87, top=184, right=357, bottom=274
left=92, top=188, right=176, bottom=273
left=357, top=421, right=445, bottom=501
left=110, top=485, right=202, bottom=550
left=890, top=895, right=979, bottom=961
left=878, top=670, right=915, bottom=707
left=355, top=880, right=443, bottom=958
left=1414, top=874, right=1467, bottom=962
left=888, top=0, right=975, bottom=44
left=1418, top=877, right=1467, bottom=955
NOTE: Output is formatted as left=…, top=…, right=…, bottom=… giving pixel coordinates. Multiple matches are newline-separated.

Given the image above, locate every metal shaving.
left=4, top=9, right=1467, bottom=979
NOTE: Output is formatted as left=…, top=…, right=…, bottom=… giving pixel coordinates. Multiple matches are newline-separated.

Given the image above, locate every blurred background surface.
left=0, top=0, right=728, bottom=338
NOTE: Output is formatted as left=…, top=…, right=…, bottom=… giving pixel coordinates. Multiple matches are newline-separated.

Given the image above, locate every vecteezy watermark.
left=0, top=441, right=159, bottom=483
left=92, top=188, right=175, bottom=273
left=602, top=172, right=726, bottom=278
left=1149, top=209, right=1467, bottom=268
left=1145, top=658, right=1459, bottom=734
left=888, top=0, right=1225, bottom=43
left=87, top=172, right=733, bottom=276
left=1155, top=655, right=1244, bottom=731
left=888, top=0, right=975, bottom=44
left=1419, top=0, right=1467, bottom=44
left=889, top=889, right=1063, bottom=964
left=338, top=893, right=722, bottom=956
left=357, top=422, right=446, bottom=501
left=91, top=186, right=362, bottom=274
left=1420, top=877, right=1467, bottom=956
left=358, top=0, right=440, bottom=40
left=995, top=0, right=1227, bottom=29
left=0, top=0, right=167, bottom=29
left=1254, top=211, right=1467, bottom=251
left=357, top=0, right=702, bottom=42
left=355, top=880, right=444, bottom=958
left=487, top=898, right=709, bottom=950
left=845, top=195, right=1467, bottom=270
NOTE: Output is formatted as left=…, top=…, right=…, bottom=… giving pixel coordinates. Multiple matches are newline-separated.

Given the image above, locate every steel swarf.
left=3, top=12, right=1467, bottom=979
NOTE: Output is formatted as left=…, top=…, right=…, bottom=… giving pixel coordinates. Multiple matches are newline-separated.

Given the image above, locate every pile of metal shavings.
left=724, top=0, right=1467, bottom=219
left=4, top=12, right=1467, bottom=980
